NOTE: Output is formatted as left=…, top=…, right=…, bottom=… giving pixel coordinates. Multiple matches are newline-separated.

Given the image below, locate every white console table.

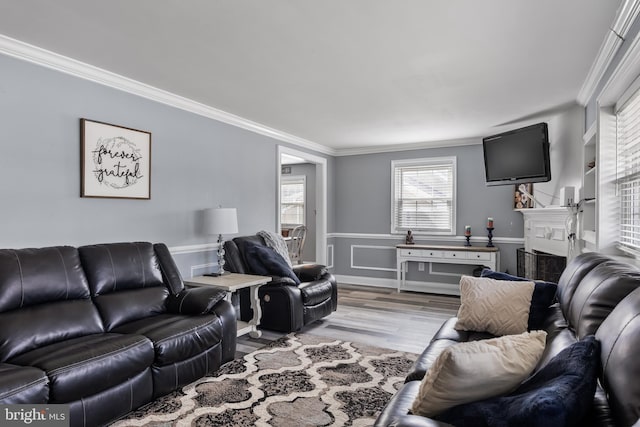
left=396, top=244, right=500, bottom=294
left=185, top=273, right=271, bottom=338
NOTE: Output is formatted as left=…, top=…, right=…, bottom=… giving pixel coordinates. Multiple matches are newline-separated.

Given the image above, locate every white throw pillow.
left=455, top=275, right=535, bottom=336
left=411, top=330, right=547, bottom=417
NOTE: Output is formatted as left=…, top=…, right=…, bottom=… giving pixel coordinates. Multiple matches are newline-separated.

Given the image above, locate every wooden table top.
left=185, top=273, right=272, bottom=291
left=396, top=244, right=499, bottom=252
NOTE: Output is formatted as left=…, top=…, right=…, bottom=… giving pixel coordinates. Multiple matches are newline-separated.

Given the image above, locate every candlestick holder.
left=486, top=227, right=494, bottom=247
left=464, top=235, right=471, bottom=246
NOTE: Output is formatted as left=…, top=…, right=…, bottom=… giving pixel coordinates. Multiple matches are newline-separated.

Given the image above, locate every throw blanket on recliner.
left=258, top=230, right=293, bottom=268
left=243, top=240, right=300, bottom=285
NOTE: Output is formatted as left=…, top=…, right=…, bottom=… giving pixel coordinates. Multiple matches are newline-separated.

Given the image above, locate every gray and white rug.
left=112, top=333, right=417, bottom=426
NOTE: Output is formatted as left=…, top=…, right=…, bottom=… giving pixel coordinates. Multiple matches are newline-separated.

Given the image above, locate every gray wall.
left=282, top=162, right=316, bottom=261
left=331, top=104, right=584, bottom=284
left=0, top=53, right=333, bottom=277
left=0, top=47, right=586, bottom=287
left=333, top=143, right=523, bottom=283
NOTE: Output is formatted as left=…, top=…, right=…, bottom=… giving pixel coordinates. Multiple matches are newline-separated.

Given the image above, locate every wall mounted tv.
left=482, top=122, right=551, bottom=186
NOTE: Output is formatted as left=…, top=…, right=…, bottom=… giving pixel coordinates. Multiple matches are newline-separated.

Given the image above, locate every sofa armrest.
left=165, top=287, right=227, bottom=315
left=373, top=381, right=454, bottom=427
left=210, top=299, right=237, bottom=363
left=380, top=417, right=454, bottom=427
left=153, top=243, right=185, bottom=295
left=293, top=264, right=328, bottom=282
left=267, top=276, right=299, bottom=287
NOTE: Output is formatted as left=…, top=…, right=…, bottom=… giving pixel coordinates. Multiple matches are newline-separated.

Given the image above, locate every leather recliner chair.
left=224, top=235, right=338, bottom=332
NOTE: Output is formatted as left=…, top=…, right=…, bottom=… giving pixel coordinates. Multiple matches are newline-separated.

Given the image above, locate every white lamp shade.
left=203, top=208, right=238, bottom=235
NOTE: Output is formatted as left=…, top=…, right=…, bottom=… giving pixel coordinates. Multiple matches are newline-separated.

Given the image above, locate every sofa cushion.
left=455, top=276, right=535, bottom=336
left=112, top=314, right=223, bottom=366
left=411, top=330, right=547, bottom=417
left=0, top=299, right=104, bottom=362
left=91, top=287, right=169, bottom=331
left=0, top=246, right=92, bottom=311
left=0, top=246, right=105, bottom=362
left=0, top=363, right=49, bottom=404
left=241, top=240, right=300, bottom=285
left=567, top=261, right=640, bottom=338
left=435, top=335, right=600, bottom=427
left=556, top=252, right=616, bottom=319
left=9, top=333, right=154, bottom=403
left=596, top=286, right=640, bottom=427
left=79, top=242, right=169, bottom=330
left=79, top=242, right=165, bottom=294
left=481, top=269, right=558, bottom=330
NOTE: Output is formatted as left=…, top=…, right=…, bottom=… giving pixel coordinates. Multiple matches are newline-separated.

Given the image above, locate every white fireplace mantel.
left=517, top=207, right=575, bottom=258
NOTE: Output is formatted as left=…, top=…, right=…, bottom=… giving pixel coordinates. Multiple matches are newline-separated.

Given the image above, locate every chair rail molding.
left=327, top=232, right=523, bottom=245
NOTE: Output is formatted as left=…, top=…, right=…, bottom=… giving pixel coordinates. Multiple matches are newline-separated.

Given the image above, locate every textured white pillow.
left=411, top=330, right=547, bottom=417
left=455, top=275, right=535, bottom=336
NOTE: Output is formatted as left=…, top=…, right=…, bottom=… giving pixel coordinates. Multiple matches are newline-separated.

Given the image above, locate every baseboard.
left=334, top=274, right=460, bottom=296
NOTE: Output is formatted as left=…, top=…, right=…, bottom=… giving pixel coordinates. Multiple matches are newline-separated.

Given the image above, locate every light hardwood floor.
left=236, top=284, right=461, bottom=357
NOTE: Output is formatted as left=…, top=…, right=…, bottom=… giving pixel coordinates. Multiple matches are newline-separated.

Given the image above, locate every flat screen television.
left=482, top=122, right=551, bottom=186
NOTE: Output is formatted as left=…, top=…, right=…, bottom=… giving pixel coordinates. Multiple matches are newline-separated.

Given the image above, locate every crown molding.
left=334, top=137, right=480, bottom=156
left=0, top=34, right=336, bottom=156
left=577, top=0, right=640, bottom=105
left=168, top=243, right=219, bottom=255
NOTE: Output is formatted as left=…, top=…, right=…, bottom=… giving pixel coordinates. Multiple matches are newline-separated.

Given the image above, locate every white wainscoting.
left=350, top=245, right=397, bottom=272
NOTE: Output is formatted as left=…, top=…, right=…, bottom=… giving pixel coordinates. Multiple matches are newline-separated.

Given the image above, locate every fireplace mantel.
left=516, top=207, right=574, bottom=258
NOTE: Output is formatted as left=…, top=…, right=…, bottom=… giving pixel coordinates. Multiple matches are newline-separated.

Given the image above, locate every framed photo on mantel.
left=80, top=118, right=151, bottom=199
left=514, top=183, right=533, bottom=209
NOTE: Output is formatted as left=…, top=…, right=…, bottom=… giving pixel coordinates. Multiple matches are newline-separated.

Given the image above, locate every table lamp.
left=203, top=207, right=238, bottom=276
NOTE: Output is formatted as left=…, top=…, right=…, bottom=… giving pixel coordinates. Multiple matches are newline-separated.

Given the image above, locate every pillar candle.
left=487, top=217, right=494, bottom=228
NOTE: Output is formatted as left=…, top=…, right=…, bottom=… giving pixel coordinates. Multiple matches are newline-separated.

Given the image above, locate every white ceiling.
left=0, top=1, right=622, bottom=153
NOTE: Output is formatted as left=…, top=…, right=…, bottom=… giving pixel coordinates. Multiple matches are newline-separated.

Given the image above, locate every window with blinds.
left=391, top=157, right=456, bottom=235
left=281, top=176, right=305, bottom=225
left=617, top=87, right=640, bottom=253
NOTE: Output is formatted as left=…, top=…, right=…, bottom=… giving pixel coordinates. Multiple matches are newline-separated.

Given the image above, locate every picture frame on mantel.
left=514, top=183, right=533, bottom=209
left=80, top=118, right=151, bottom=199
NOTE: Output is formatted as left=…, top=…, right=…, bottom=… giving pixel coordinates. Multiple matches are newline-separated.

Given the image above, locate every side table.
left=185, top=273, right=272, bottom=338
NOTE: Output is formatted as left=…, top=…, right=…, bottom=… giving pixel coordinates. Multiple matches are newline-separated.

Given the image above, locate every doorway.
left=277, top=146, right=327, bottom=265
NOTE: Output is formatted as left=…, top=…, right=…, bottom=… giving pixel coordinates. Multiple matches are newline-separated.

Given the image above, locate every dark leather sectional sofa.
left=224, top=234, right=338, bottom=332
left=0, top=242, right=236, bottom=427
left=376, top=252, right=640, bottom=427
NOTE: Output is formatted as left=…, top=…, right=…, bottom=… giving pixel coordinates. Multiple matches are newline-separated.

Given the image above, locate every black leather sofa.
left=224, top=235, right=338, bottom=332
left=0, top=242, right=236, bottom=427
left=375, top=252, right=640, bottom=427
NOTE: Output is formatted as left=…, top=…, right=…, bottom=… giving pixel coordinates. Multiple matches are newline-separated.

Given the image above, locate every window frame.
left=280, top=175, right=306, bottom=226
left=615, top=83, right=640, bottom=256
left=390, top=156, right=457, bottom=236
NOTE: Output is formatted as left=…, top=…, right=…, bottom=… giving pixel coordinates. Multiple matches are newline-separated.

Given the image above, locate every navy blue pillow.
left=242, top=241, right=300, bottom=285
left=481, top=269, right=557, bottom=330
left=435, top=335, right=600, bottom=427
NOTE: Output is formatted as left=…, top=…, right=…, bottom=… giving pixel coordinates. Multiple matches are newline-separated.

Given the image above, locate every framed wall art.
left=514, top=183, right=533, bottom=209
left=81, top=118, right=151, bottom=199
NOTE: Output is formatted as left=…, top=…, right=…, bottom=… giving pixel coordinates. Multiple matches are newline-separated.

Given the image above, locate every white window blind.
left=391, top=157, right=456, bottom=235
left=281, top=176, right=305, bottom=225
left=617, top=87, right=640, bottom=252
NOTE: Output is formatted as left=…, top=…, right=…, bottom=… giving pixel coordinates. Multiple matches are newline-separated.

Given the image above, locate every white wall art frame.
left=81, top=118, right=151, bottom=199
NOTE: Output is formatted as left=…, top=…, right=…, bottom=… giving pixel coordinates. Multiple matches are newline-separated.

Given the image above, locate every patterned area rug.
left=112, top=333, right=417, bottom=426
